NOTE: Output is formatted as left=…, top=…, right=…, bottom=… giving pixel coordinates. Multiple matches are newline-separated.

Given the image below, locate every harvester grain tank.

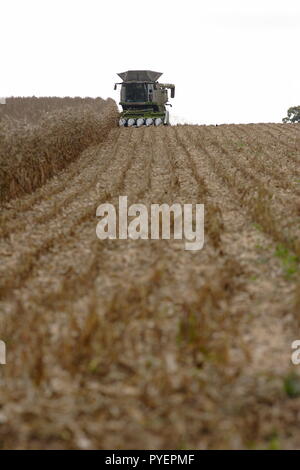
left=114, top=70, right=175, bottom=127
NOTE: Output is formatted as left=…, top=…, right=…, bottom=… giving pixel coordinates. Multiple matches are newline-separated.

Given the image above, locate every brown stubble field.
left=0, top=100, right=300, bottom=449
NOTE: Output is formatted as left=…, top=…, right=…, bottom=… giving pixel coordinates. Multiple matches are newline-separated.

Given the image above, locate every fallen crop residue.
left=0, top=122, right=300, bottom=449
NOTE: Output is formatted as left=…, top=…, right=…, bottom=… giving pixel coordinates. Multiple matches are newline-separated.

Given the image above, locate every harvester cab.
left=114, top=70, right=175, bottom=127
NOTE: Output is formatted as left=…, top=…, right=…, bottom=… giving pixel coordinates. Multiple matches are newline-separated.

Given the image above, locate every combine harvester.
left=115, top=70, right=175, bottom=127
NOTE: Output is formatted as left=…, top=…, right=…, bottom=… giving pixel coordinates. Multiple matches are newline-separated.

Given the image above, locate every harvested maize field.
left=0, top=103, right=300, bottom=449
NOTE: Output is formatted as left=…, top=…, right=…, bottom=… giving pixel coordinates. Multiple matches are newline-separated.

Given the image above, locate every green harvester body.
left=115, top=70, right=175, bottom=127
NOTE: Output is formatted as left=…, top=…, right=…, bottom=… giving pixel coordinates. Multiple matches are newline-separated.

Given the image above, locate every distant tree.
left=283, top=106, right=300, bottom=123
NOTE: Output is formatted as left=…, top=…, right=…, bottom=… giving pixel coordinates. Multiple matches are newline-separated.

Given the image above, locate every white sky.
left=1, top=0, right=299, bottom=124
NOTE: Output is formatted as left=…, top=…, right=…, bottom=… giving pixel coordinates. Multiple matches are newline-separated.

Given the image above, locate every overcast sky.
left=1, top=0, right=299, bottom=124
